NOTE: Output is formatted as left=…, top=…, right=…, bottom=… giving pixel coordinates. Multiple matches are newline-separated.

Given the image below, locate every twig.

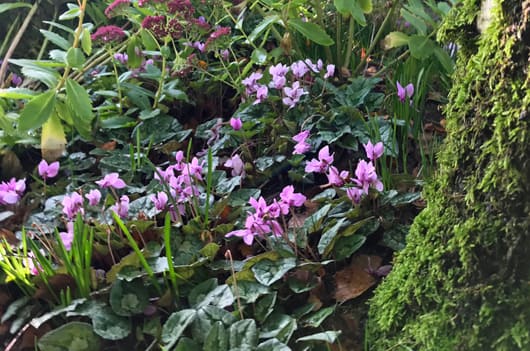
left=0, top=0, right=41, bottom=88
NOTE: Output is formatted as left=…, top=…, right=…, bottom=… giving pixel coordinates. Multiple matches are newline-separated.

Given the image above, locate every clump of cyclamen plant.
left=225, top=185, right=306, bottom=245
left=241, top=59, right=335, bottom=109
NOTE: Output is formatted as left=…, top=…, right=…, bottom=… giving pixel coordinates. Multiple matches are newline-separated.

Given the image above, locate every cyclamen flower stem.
left=225, top=250, right=244, bottom=320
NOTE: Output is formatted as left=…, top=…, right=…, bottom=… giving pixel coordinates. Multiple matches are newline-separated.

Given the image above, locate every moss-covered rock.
left=367, top=0, right=530, bottom=349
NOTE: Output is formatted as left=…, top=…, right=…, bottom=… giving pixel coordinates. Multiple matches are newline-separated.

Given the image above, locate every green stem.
left=311, top=0, right=333, bottom=63
left=0, top=0, right=40, bottom=88
left=56, top=0, right=87, bottom=91
left=353, top=2, right=397, bottom=75
left=342, top=16, right=356, bottom=73
left=107, top=47, right=123, bottom=114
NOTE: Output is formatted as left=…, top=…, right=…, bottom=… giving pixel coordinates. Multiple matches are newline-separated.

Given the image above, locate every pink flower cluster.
left=242, top=59, right=335, bottom=109
left=91, top=25, right=126, bottom=43
left=225, top=185, right=306, bottom=245
left=61, top=172, right=127, bottom=220
left=305, top=141, right=384, bottom=204
left=150, top=151, right=205, bottom=217
left=104, top=0, right=130, bottom=18
left=0, top=178, right=25, bottom=205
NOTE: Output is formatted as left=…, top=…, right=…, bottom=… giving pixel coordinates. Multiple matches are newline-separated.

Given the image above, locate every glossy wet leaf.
left=161, top=309, right=197, bottom=349
left=229, top=319, right=258, bottom=349
left=332, top=234, right=366, bottom=260
left=302, top=306, right=335, bottom=328
left=296, top=330, right=341, bottom=343
left=191, top=305, right=236, bottom=343
left=254, top=292, right=277, bottom=322
left=317, top=218, right=346, bottom=256
left=234, top=280, right=271, bottom=303
left=204, top=321, right=228, bottom=351
left=252, top=257, right=297, bottom=286
left=256, top=339, right=291, bottom=351
left=260, top=312, right=297, bottom=343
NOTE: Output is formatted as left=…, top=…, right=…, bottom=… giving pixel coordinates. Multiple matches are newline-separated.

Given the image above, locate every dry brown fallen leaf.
left=333, top=255, right=382, bottom=303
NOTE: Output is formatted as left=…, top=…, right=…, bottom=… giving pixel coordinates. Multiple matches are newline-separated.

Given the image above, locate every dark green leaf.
left=260, top=313, right=297, bottom=343
left=204, top=322, right=228, bottom=351
left=162, top=309, right=197, bottom=349
left=296, top=331, right=341, bottom=343
left=302, top=306, right=335, bottom=328
left=317, top=218, right=346, bottom=256
left=191, top=305, right=236, bottom=344
left=38, top=322, right=101, bottom=351
left=256, top=339, right=291, bottom=351
left=304, top=204, right=332, bottom=233
left=287, top=19, right=334, bottom=46
left=18, top=90, right=56, bottom=131
left=254, top=292, right=277, bottom=322
left=229, top=319, right=258, bottom=349
left=109, top=279, right=149, bottom=316
left=91, top=306, right=131, bottom=340
left=234, top=280, right=271, bottom=303
left=333, top=235, right=366, bottom=260
left=252, top=257, right=297, bottom=286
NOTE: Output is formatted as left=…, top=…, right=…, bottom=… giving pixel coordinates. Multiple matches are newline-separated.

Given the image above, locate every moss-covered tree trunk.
left=368, top=0, right=530, bottom=350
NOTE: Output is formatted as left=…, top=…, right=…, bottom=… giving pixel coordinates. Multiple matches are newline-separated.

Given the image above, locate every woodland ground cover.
left=0, top=0, right=454, bottom=349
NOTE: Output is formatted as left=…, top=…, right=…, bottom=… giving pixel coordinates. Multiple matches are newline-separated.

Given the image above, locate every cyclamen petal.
left=38, top=160, right=60, bottom=179
left=96, top=173, right=126, bottom=189
left=363, top=141, right=384, bottom=160
left=85, top=189, right=101, bottom=206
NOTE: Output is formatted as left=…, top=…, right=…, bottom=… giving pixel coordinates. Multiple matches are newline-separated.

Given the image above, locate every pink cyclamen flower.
left=279, top=185, right=306, bottom=208
left=96, top=173, right=126, bottom=189
left=85, top=189, right=101, bottom=206
left=326, top=166, right=349, bottom=187
left=114, top=53, right=128, bottom=64
left=11, top=73, right=22, bottom=86
left=62, top=192, right=84, bottom=220
left=254, top=85, right=268, bottom=105
left=224, top=154, right=245, bottom=177
left=38, top=159, right=60, bottom=180
left=292, top=130, right=311, bottom=155
left=291, top=60, right=309, bottom=78
left=324, top=64, right=335, bottom=79
left=304, top=58, right=323, bottom=73
left=363, top=141, right=384, bottom=161
left=59, top=222, right=75, bottom=251
left=346, top=187, right=364, bottom=204
left=151, top=191, right=168, bottom=211
left=353, top=160, right=383, bottom=194
left=305, top=145, right=334, bottom=173
left=111, top=195, right=129, bottom=219
left=282, top=81, right=307, bottom=109
left=396, top=81, right=414, bottom=103
left=0, top=178, right=25, bottom=205
left=230, top=117, right=242, bottom=131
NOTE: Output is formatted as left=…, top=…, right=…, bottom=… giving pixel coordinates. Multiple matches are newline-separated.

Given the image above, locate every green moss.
left=367, top=0, right=530, bottom=349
